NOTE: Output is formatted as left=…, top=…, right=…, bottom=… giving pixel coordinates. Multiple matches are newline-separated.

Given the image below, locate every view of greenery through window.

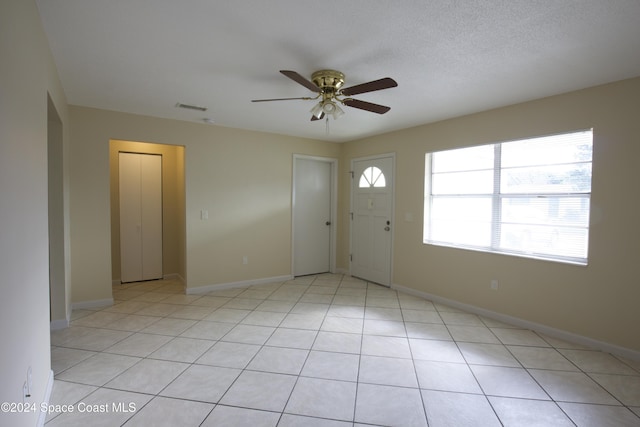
left=424, top=130, right=593, bottom=264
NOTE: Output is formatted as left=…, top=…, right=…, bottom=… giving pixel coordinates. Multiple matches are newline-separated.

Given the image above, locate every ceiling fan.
left=252, top=70, right=398, bottom=121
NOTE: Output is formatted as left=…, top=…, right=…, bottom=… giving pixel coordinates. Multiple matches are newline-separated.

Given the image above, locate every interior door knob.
left=326, top=221, right=331, bottom=226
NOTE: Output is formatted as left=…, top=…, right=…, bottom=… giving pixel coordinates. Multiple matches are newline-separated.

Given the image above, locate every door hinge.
left=350, top=212, right=353, bottom=220
left=350, top=254, right=353, bottom=261
left=349, top=171, right=354, bottom=179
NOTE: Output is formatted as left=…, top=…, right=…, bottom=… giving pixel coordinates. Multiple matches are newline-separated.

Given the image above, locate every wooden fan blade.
left=280, top=70, right=321, bottom=93
left=343, top=98, right=391, bottom=114
left=310, top=112, right=325, bottom=121
left=340, top=77, right=398, bottom=96
left=251, top=97, right=313, bottom=102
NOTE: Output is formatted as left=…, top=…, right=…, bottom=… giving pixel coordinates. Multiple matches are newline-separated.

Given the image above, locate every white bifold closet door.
left=119, top=152, right=163, bottom=283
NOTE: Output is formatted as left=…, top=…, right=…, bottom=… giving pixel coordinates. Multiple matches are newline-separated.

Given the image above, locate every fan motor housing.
left=312, top=70, right=345, bottom=93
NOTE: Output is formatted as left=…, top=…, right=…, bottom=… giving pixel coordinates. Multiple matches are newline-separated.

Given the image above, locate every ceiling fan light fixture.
left=322, top=101, right=336, bottom=114
left=258, top=69, right=397, bottom=122
left=330, top=103, right=344, bottom=120
left=310, top=102, right=324, bottom=119
left=311, top=100, right=344, bottom=120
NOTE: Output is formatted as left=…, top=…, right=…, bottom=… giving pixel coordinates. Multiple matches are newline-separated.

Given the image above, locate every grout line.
left=50, top=276, right=640, bottom=425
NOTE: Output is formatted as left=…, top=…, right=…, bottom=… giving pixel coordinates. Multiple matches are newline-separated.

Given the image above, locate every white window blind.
left=424, top=130, right=593, bottom=265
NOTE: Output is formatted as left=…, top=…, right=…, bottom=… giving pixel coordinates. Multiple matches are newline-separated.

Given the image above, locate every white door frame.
left=349, top=153, right=396, bottom=286
left=291, top=154, right=338, bottom=275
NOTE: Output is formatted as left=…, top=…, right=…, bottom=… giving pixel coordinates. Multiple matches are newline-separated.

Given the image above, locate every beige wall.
left=339, top=77, right=640, bottom=352
left=69, top=106, right=341, bottom=301
left=4, top=4, right=639, bottom=425
left=109, top=140, right=185, bottom=282
left=0, top=1, right=69, bottom=425
left=71, top=78, right=640, bottom=353
left=70, top=77, right=640, bottom=355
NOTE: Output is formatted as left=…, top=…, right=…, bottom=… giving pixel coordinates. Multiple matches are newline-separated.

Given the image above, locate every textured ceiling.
left=37, top=0, right=640, bottom=142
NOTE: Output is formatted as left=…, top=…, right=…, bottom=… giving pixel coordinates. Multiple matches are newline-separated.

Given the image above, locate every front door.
left=293, top=156, right=334, bottom=276
left=351, top=155, right=394, bottom=286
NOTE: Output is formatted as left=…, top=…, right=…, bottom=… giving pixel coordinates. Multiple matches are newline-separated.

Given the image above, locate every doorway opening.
left=109, top=140, right=186, bottom=287
left=48, top=94, right=70, bottom=329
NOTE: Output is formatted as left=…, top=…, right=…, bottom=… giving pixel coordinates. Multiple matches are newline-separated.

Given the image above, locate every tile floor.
left=48, top=274, right=640, bottom=426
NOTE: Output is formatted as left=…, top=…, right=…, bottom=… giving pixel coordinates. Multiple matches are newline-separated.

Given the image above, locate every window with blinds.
left=424, top=130, right=593, bottom=265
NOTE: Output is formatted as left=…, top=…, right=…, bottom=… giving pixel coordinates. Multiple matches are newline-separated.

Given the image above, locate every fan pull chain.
left=325, top=116, right=330, bottom=135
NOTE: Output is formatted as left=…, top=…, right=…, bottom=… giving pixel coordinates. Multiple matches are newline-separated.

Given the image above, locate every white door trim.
left=349, top=152, right=396, bottom=286
left=292, top=154, right=338, bottom=275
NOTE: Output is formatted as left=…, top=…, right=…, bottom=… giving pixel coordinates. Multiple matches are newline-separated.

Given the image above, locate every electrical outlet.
left=490, top=279, right=499, bottom=290
left=22, top=366, right=33, bottom=403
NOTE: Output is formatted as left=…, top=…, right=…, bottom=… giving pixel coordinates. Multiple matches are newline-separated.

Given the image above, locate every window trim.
left=423, top=130, right=593, bottom=266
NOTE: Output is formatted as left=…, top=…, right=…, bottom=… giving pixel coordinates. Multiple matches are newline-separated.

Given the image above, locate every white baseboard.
left=113, top=273, right=185, bottom=286
left=37, top=370, right=54, bottom=427
left=392, top=283, right=640, bottom=362
left=71, top=298, right=114, bottom=310
left=186, top=275, right=294, bottom=295
left=50, top=305, right=73, bottom=330
left=50, top=318, right=69, bottom=331
left=163, top=273, right=185, bottom=284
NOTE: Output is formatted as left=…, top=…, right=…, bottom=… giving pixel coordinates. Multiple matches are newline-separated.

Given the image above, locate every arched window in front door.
left=359, top=166, right=386, bottom=188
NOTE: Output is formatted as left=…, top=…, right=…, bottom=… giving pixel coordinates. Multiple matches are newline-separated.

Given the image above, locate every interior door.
left=293, top=157, right=332, bottom=276
left=351, top=155, right=394, bottom=286
left=119, top=152, right=163, bottom=283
